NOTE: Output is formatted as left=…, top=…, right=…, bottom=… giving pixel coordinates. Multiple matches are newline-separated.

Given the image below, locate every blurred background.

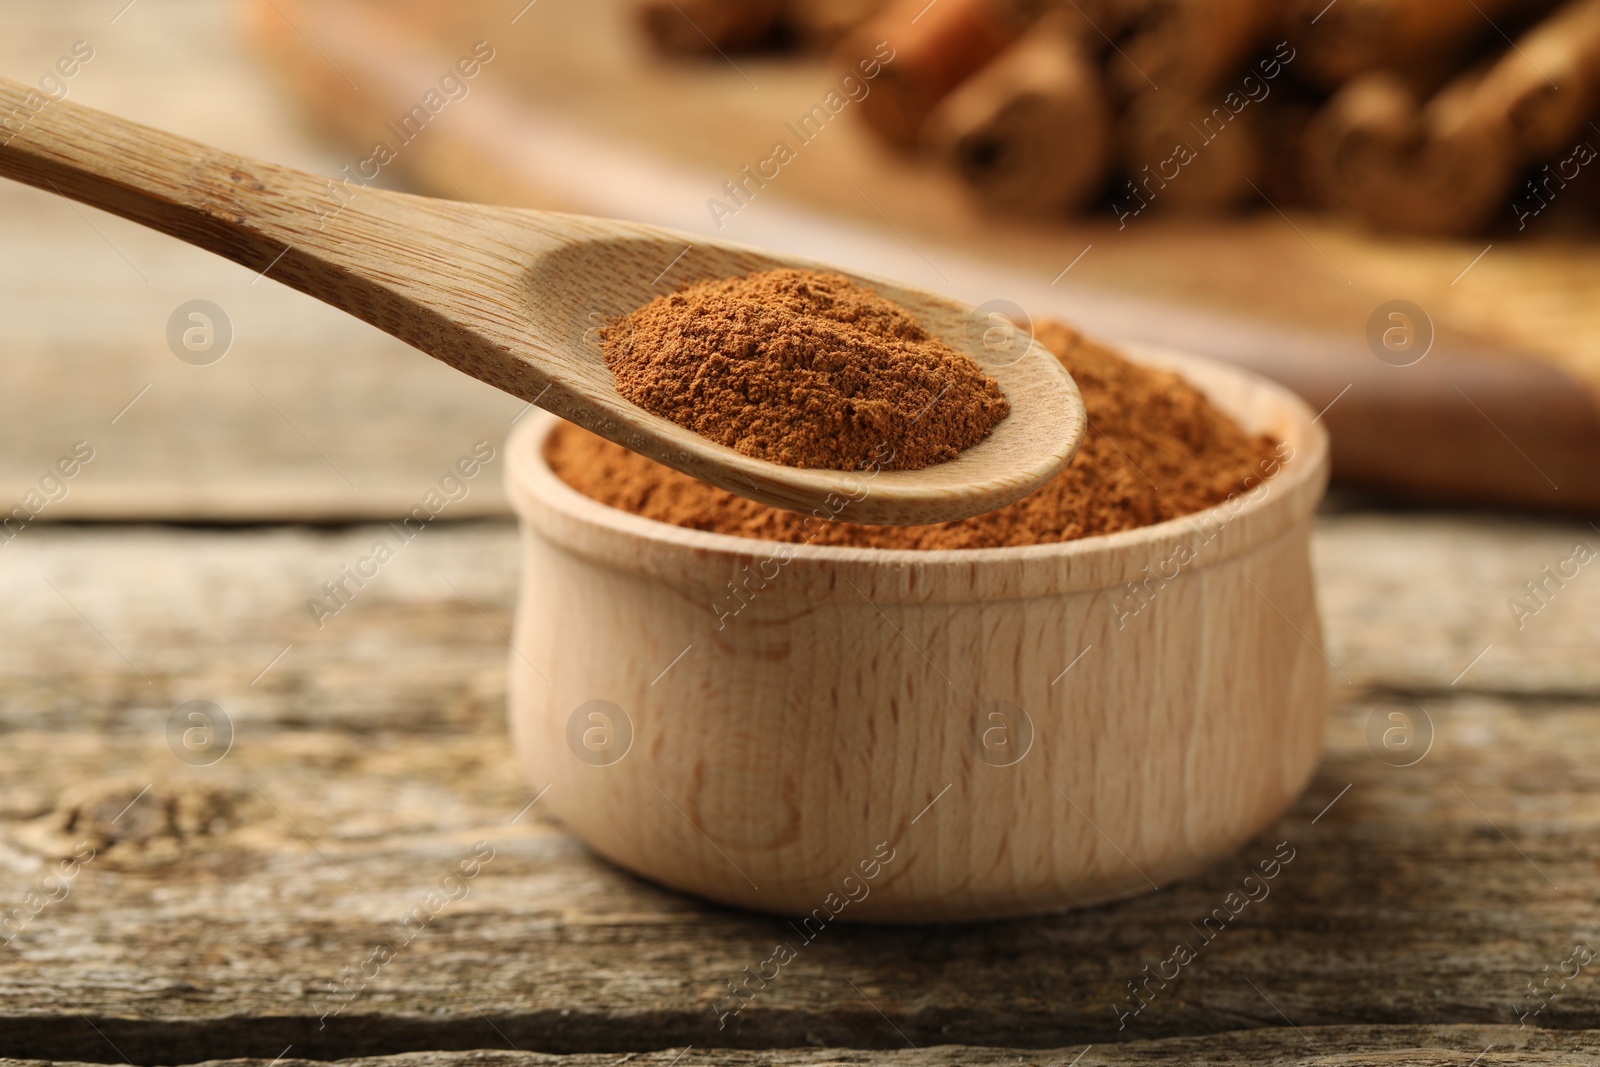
left=3, top=0, right=1600, bottom=522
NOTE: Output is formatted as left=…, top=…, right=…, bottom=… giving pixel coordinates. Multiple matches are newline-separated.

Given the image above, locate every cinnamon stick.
left=1117, top=91, right=1262, bottom=215
left=1471, top=0, right=1600, bottom=161
left=1285, top=0, right=1558, bottom=89
left=1302, top=71, right=1512, bottom=234
left=1013, top=0, right=1148, bottom=44
left=786, top=0, right=893, bottom=49
left=1305, top=0, right=1600, bottom=234
left=636, top=0, right=786, bottom=55
left=844, top=0, right=1029, bottom=150
left=1254, top=96, right=1318, bottom=207
left=1106, top=0, right=1278, bottom=97
left=925, top=16, right=1112, bottom=213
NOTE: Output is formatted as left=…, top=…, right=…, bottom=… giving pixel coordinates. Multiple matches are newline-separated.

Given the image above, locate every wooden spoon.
left=0, top=78, right=1085, bottom=526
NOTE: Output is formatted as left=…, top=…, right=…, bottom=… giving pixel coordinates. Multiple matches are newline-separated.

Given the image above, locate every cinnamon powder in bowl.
left=505, top=324, right=1329, bottom=921
left=562, top=321, right=1284, bottom=547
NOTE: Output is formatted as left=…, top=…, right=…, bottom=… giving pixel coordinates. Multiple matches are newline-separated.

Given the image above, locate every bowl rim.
left=506, top=343, right=1329, bottom=580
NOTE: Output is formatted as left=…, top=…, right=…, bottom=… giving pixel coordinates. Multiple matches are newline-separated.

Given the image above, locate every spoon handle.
left=0, top=76, right=338, bottom=282
left=0, top=75, right=540, bottom=399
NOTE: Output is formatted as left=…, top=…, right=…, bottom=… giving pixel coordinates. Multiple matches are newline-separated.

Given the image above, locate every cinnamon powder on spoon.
left=553, top=320, right=1284, bottom=550
left=603, top=269, right=1009, bottom=470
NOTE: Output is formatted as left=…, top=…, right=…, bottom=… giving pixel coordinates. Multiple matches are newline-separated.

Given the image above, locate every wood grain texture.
left=0, top=515, right=1587, bottom=742
left=0, top=523, right=522, bottom=736
left=9, top=1027, right=1600, bottom=1066
left=0, top=515, right=1596, bottom=738
left=3, top=521, right=1600, bottom=1062
left=3, top=682, right=1600, bottom=1059
left=0, top=0, right=526, bottom=522
left=1314, top=512, right=1600, bottom=695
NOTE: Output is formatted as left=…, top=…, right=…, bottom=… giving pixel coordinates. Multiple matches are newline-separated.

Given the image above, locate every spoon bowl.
left=0, top=76, right=1084, bottom=525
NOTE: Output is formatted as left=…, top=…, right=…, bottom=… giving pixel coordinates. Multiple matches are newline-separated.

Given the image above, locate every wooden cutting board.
left=245, top=0, right=1600, bottom=510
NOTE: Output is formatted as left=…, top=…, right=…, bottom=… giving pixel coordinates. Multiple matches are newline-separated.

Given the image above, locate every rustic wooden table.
left=4, top=3, right=1600, bottom=1066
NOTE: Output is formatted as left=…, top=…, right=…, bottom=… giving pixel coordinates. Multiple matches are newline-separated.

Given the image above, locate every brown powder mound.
left=554, top=321, right=1284, bottom=550
left=602, top=268, right=1010, bottom=470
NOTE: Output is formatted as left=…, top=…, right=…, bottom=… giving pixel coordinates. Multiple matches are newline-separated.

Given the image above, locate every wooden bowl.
left=504, top=347, right=1330, bottom=922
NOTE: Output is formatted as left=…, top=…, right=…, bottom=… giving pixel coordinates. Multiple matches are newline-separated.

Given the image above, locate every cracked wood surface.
left=0, top=1, right=522, bottom=524
left=7, top=1027, right=1600, bottom=1065
left=1, top=520, right=1598, bottom=1065
left=2, top=513, right=1594, bottom=738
